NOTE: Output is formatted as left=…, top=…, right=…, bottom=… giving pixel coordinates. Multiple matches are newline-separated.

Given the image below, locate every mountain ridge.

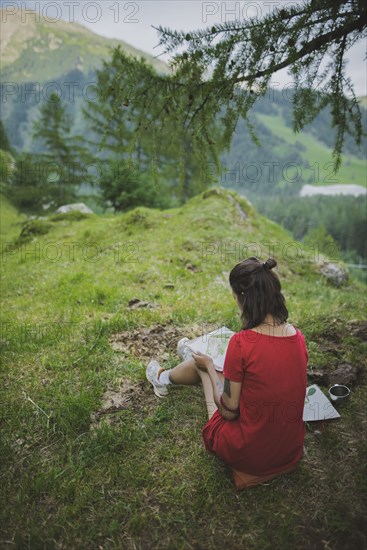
left=0, top=7, right=168, bottom=81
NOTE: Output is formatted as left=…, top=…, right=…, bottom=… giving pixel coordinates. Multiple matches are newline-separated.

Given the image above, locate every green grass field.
left=257, top=113, right=367, bottom=187
left=1, top=189, right=366, bottom=549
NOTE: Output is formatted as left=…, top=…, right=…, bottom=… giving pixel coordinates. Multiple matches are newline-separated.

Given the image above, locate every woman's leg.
left=167, top=357, right=201, bottom=385
left=163, top=359, right=225, bottom=420
left=197, top=369, right=224, bottom=420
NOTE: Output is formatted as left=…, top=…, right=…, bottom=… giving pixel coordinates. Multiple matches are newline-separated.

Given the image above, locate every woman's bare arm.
left=207, top=365, right=242, bottom=420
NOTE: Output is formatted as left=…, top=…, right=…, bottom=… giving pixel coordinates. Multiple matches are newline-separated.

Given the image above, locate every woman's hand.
left=191, top=351, right=214, bottom=372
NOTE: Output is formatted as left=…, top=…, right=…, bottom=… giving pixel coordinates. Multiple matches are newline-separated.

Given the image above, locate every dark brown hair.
left=229, top=257, right=288, bottom=330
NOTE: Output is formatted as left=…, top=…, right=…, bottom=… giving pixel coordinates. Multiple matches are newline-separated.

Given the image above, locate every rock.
left=319, top=261, right=348, bottom=287
left=56, top=203, right=93, bottom=214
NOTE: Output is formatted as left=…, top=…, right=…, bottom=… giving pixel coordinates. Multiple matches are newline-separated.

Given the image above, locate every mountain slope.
left=221, top=94, right=366, bottom=194
left=0, top=8, right=168, bottom=152
left=0, top=8, right=167, bottom=82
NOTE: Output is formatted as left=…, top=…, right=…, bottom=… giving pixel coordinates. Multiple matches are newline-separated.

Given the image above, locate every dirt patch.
left=109, top=322, right=216, bottom=362
left=347, top=319, right=367, bottom=341
left=90, top=378, right=155, bottom=430
left=318, top=319, right=367, bottom=344
left=308, top=319, right=366, bottom=387
left=127, top=298, right=160, bottom=309
left=102, top=321, right=221, bottom=428
left=307, top=363, right=362, bottom=387
left=318, top=321, right=343, bottom=343
left=316, top=342, right=344, bottom=355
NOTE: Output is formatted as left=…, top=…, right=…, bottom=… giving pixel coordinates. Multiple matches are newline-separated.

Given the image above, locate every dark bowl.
left=328, top=384, right=350, bottom=404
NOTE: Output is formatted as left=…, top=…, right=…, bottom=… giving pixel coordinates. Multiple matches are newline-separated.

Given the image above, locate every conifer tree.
left=33, top=92, right=90, bottom=202
left=6, top=152, right=61, bottom=213
left=107, top=0, right=366, bottom=172
left=0, top=119, right=14, bottom=187
left=84, top=46, right=223, bottom=200
left=0, top=119, right=12, bottom=154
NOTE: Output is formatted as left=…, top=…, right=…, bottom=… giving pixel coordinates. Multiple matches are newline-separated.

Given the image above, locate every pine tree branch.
left=234, top=16, right=365, bottom=84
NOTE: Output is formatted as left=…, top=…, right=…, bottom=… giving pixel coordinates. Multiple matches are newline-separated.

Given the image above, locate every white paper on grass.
left=303, top=384, right=340, bottom=421
left=186, top=326, right=235, bottom=371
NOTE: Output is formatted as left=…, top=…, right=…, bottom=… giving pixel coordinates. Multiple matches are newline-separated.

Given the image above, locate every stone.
left=319, top=261, right=348, bottom=287
left=56, top=203, right=93, bottom=214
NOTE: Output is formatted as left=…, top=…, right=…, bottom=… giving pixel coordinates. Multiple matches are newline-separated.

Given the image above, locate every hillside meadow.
left=1, top=189, right=366, bottom=549
left=256, top=113, right=367, bottom=188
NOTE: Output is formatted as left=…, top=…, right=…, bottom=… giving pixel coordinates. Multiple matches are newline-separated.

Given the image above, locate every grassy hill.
left=221, top=96, right=366, bottom=194
left=1, top=190, right=366, bottom=549
left=256, top=112, right=366, bottom=187
left=0, top=8, right=167, bottom=82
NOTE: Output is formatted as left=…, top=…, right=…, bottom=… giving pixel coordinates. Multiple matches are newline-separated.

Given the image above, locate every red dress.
left=202, top=327, right=308, bottom=476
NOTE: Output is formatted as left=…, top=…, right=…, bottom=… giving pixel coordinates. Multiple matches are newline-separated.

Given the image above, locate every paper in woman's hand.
left=186, top=326, right=234, bottom=371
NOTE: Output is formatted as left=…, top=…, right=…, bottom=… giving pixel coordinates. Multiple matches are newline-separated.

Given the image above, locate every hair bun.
left=263, top=258, right=277, bottom=270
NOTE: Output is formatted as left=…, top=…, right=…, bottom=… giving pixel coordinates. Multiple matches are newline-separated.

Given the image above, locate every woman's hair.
left=229, top=257, right=288, bottom=330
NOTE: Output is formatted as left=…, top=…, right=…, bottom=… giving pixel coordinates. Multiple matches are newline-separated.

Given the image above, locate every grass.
left=1, top=189, right=366, bottom=549
left=257, top=113, right=367, bottom=187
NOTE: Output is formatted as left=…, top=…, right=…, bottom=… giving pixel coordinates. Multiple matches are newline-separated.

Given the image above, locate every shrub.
left=99, top=160, right=172, bottom=211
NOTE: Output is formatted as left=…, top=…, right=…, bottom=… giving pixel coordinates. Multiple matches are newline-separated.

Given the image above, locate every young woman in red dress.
left=146, top=257, right=308, bottom=488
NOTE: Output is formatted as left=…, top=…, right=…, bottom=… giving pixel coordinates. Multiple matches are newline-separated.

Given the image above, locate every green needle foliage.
left=33, top=92, right=92, bottom=204
left=84, top=47, right=222, bottom=201
left=108, top=0, right=366, bottom=174
left=98, top=159, right=171, bottom=211
left=0, top=118, right=13, bottom=154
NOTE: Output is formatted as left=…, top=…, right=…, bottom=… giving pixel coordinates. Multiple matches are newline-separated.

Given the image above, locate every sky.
left=2, top=0, right=366, bottom=95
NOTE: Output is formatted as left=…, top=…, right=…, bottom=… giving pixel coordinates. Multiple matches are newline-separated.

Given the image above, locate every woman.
left=146, top=257, right=308, bottom=488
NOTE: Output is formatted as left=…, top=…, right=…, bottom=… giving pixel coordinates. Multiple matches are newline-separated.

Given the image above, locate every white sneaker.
left=177, top=337, right=192, bottom=361
left=146, top=360, right=168, bottom=398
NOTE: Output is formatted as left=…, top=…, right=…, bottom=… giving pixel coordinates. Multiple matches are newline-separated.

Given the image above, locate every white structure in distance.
left=300, top=184, right=367, bottom=197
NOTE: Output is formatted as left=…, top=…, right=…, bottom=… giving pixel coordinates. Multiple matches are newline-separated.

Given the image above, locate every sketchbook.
left=303, top=384, right=340, bottom=421
left=186, top=326, right=235, bottom=372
